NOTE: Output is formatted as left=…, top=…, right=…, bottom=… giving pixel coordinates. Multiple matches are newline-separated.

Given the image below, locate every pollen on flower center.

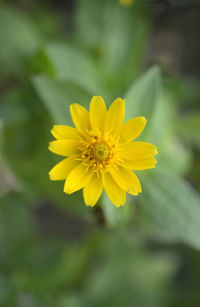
left=92, top=143, right=110, bottom=161
left=80, top=133, right=117, bottom=172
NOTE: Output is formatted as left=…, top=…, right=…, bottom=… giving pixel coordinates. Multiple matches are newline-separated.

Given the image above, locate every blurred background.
left=0, top=0, right=200, bottom=306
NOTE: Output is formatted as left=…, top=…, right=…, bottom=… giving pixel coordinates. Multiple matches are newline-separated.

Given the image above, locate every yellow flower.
left=49, top=96, right=158, bottom=207
left=119, top=0, right=133, bottom=7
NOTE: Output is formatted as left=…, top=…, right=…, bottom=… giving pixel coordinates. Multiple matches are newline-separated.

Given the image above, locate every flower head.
left=119, top=0, right=133, bottom=7
left=49, top=96, right=158, bottom=207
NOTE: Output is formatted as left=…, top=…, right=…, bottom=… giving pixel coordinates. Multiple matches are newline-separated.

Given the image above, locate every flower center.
left=92, top=143, right=110, bottom=161
left=80, top=133, right=118, bottom=172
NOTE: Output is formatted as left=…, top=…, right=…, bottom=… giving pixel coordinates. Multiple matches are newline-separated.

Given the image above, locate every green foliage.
left=32, top=76, right=92, bottom=124
left=0, top=0, right=200, bottom=306
left=176, top=113, right=200, bottom=150
left=124, top=66, right=163, bottom=144
left=75, top=0, right=149, bottom=94
left=32, top=43, right=104, bottom=94
left=0, top=5, right=42, bottom=78
left=139, top=169, right=200, bottom=249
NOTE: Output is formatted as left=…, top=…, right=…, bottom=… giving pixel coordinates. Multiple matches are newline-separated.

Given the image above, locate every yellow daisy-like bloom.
left=48, top=96, right=158, bottom=207
left=119, top=0, right=133, bottom=7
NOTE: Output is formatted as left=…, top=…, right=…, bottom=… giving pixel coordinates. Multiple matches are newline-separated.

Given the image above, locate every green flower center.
left=92, top=143, right=110, bottom=161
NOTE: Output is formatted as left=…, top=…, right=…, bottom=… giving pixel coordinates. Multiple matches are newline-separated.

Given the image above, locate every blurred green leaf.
left=81, top=231, right=175, bottom=307
left=124, top=66, right=163, bottom=144
left=0, top=192, right=33, bottom=248
left=0, top=90, right=30, bottom=126
left=75, top=0, right=148, bottom=93
left=0, top=6, right=42, bottom=77
left=167, top=77, right=200, bottom=108
left=0, top=120, right=19, bottom=197
left=32, top=76, right=92, bottom=124
left=176, top=113, right=200, bottom=149
left=30, top=43, right=104, bottom=94
left=139, top=169, right=200, bottom=250
left=158, top=137, right=193, bottom=175
left=125, top=66, right=161, bottom=120
left=153, top=91, right=193, bottom=175
left=0, top=152, right=19, bottom=198
left=29, top=48, right=55, bottom=77
left=101, top=192, right=133, bottom=227
left=124, top=67, right=193, bottom=174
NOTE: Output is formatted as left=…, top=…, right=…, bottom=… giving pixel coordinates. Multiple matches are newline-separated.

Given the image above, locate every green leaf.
left=75, top=0, right=148, bottom=93
left=124, top=66, right=161, bottom=120
left=123, top=66, right=192, bottom=174
left=176, top=113, right=200, bottom=149
left=139, top=169, right=200, bottom=250
left=0, top=192, right=33, bottom=247
left=0, top=6, right=42, bottom=77
left=158, top=137, right=193, bottom=175
left=34, top=43, right=104, bottom=94
left=32, top=76, right=92, bottom=124
left=82, top=231, right=175, bottom=307
left=151, top=91, right=193, bottom=175
left=0, top=155, right=18, bottom=198
left=124, top=66, right=165, bottom=145
left=0, top=120, right=18, bottom=197
left=101, top=192, right=133, bottom=227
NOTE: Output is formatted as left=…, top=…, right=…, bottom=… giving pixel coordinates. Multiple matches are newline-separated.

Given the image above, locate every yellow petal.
left=110, top=166, right=141, bottom=195
left=89, top=96, right=107, bottom=132
left=51, top=125, right=80, bottom=140
left=107, top=98, right=125, bottom=133
left=102, top=172, right=126, bottom=207
left=64, top=163, right=93, bottom=194
left=83, top=173, right=103, bottom=207
left=70, top=103, right=90, bottom=133
left=119, top=142, right=158, bottom=160
left=48, top=140, right=80, bottom=156
left=119, top=117, right=147, bottom=143
left=121, top=158, right=157, bottom=170
left=48, top=156, right=79, bottom=181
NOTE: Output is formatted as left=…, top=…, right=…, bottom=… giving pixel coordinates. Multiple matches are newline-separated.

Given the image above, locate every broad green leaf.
left=124, top=66, right=161, bottom=120
left=32, top=76, right=92, bottom=124
left=152, top=91, right=193, bottom=175
left=139, top=169, right=200, bottom=250
left=124, top=66, right=192, bottom=174
left=33, top=43, right=104, bottom=94
left=124, top=66, right=164, bottom=145
left=158, top=137, right=193, bottom=175
left=124, top=66, right=162, bottom=123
